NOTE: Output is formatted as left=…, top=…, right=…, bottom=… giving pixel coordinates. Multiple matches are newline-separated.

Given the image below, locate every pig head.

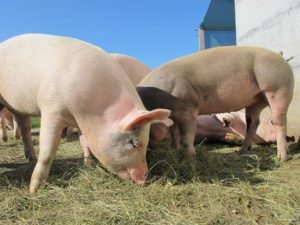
left=76, top=53, right=153, bottom=165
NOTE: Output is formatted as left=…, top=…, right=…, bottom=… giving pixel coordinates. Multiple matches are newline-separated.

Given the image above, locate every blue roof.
left=200, top=0, right=236, bottom=31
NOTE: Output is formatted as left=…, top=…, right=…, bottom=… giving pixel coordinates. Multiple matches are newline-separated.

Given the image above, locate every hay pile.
left=0, top=136, right=300, bottom=224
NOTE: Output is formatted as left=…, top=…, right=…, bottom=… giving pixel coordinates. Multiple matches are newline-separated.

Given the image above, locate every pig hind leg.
left=240, top=101, right=267, bottom=153
left=13, top=118, right=21, bottom=140
left=265, top=91, right=291, bottom=161
left=170, top=123, right=181, bottom=149
left=0, top=113, right=8, bottom=142
left=0, top=106, right=8, bottom=141
left=177, top=110, right=198, bottom=157
left=78, top=129, right=94, bottom=166
left=13, top=114, right=37, bottom=161
left=29, top=114, right=65, bottom=192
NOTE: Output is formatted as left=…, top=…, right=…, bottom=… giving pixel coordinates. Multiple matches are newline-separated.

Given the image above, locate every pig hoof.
left=2, top=137, right=8, bottom=142
left=279, top=154, right=291, bottom=162
left=239, top=145, right=252, bottom=154
left=186, top=148, right=196, bottom=158
left=238, top=150, right=248, bottom=155
left=29, top=187, right=37, bottom=193
left=188, top=152, right=196, bottom=158
left=14, top=134, right=21, bottom=140
left=28, top=155, right=37, bottom=162
left=29, top=181, right=39, bottom=193
left=224, top=133, right=243, bottom=145
left=29, top=158, right=37, bottom=163
left=84, top=156, right=96, bottom=167
left=286, top=135, right=295, bottom=143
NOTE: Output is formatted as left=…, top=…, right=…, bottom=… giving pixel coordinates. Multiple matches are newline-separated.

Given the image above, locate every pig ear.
left=121, top=109, right=173, bottom=131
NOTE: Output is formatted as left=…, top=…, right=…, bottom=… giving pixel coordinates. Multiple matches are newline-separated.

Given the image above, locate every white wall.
left=235, top=0, right=300, bottom=137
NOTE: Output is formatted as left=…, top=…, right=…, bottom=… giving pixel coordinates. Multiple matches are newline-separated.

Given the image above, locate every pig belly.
left=0, top=86, right=40, bottom=116
left=194, top=80, right=262, bottom=115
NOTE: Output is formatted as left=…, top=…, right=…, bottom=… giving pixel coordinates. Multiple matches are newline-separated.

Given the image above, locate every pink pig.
left=194, top=112, right=295, bottom=145
left=138, top=46, right=294, bottom=161
left=0, top=34, right=172, bottom=192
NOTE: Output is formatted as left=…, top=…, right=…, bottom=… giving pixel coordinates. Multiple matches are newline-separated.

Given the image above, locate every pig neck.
left=77, top=116, right=114, bottom=164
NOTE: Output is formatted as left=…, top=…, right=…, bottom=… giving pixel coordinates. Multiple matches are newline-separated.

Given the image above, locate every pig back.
left=110, top=53, right=151, bottom=85
left=0, top=34, right=143, bottom=116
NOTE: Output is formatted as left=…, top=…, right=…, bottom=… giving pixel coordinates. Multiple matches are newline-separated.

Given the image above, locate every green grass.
left=0, top=135, right=300, bottom=225
left=31, top=117, right=40, bottom=129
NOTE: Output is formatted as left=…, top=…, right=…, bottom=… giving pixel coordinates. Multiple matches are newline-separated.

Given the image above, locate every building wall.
left=235, top=0, right=300, bottom=137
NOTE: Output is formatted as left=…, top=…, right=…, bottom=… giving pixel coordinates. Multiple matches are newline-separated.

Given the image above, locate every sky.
left=0, top=0, right=211, bottom=68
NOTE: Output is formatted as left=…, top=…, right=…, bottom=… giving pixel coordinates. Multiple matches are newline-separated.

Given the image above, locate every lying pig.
left=194, top=112, right=295, bottom=145
left=0, top=107, right=20, bottom=142
left=138, top=46, right=294, bottom=161
left=0, top=34, right=172, bottom=192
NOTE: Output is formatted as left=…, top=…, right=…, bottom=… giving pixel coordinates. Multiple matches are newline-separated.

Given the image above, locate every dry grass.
left=0, top=133, right=300, bottom=225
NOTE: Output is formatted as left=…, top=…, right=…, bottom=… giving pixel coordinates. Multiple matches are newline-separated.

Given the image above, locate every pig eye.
left=127, top=138, right=139, bottom=149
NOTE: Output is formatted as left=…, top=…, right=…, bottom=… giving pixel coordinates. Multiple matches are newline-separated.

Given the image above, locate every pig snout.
left=117, top=163, right=148, bottom=185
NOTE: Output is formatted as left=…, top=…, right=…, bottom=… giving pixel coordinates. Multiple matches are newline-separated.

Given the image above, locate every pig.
left=0, top=107, right=20, bottom=142
left=194, top=112, right=295, bottom=145
left=0, top=33, right=172, bottom=192
left=138, top=46, right=294, bottom=161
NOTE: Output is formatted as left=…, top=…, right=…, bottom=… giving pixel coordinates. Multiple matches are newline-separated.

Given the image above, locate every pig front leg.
left=78, top=129, right=93, bottom=166
left=29, top=114, right=64, bottom=192
left=13, top=115, right=37, bottom=161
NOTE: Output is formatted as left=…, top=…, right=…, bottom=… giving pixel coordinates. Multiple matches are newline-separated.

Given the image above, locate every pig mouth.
left=116, top=167, right=147, bottom=186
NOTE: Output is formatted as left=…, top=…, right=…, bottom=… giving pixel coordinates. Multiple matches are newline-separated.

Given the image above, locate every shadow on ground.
left=0, top=157, right=83, bottom=190
left=146, top=141, right=300, bottom=186
left=1, top=138, right=300, bottom=190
